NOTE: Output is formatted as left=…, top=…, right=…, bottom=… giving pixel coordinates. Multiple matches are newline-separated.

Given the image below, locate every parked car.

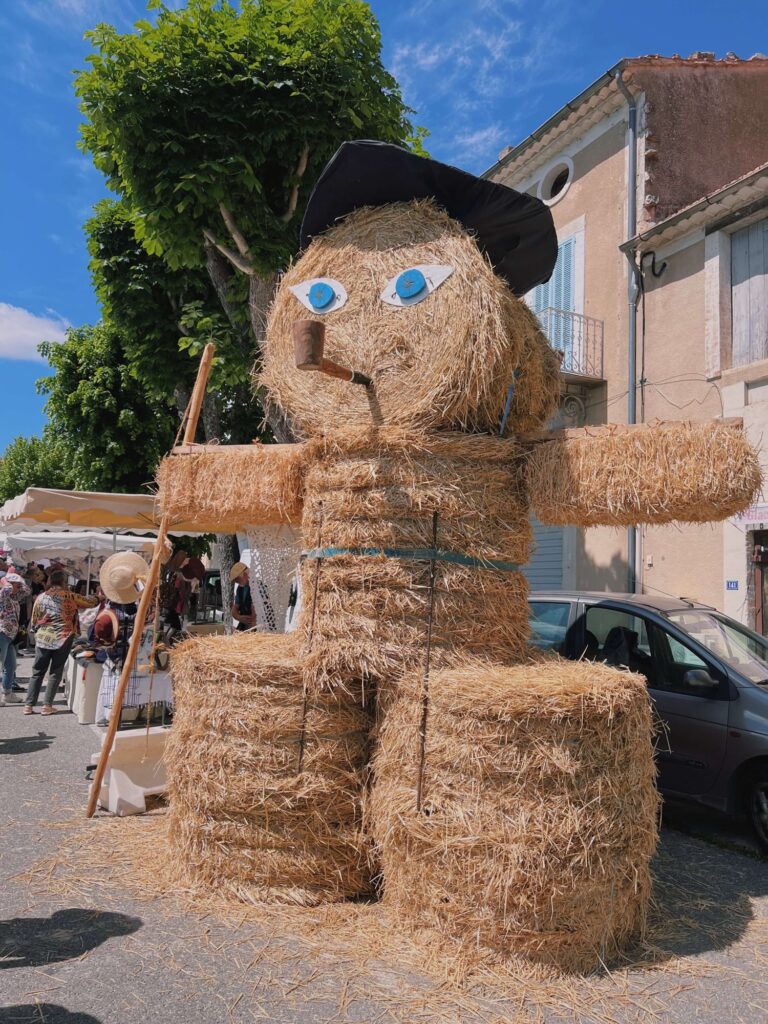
left=528, top=591, right=768, bottom=850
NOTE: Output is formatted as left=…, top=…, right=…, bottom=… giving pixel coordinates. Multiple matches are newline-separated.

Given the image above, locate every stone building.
left=486, top=53, right=768, bottom=629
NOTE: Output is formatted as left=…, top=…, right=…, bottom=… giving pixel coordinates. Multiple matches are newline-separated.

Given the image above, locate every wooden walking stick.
left=86, top=344, right=216, bottom=818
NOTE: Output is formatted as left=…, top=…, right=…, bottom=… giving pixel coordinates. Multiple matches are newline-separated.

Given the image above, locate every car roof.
left=528, top=591, right=717, bottom=614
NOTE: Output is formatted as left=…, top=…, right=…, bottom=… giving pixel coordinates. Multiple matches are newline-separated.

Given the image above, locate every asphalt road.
left=1, top=653, right=767, bottom=1024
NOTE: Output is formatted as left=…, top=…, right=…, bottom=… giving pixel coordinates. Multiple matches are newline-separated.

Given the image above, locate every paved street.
left=1, top=654, right=768, bottom=1024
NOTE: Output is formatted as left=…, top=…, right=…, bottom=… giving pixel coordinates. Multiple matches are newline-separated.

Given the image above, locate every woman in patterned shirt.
left=25, top=569, right=97, bottom=715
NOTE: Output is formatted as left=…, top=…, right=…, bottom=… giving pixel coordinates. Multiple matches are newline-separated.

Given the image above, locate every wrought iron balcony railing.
left=537, top=307, right=604, bottom=380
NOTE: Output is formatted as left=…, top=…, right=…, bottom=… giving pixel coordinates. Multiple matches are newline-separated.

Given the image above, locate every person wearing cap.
left=26, top=569, right=98, bottom=715
left=0, top=572, right=30, bottom=705
left=231, top=562, right=256, bottom=631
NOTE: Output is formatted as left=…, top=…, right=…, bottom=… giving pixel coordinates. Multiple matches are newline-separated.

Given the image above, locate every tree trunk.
left=216, top=534, right=240, bottom=636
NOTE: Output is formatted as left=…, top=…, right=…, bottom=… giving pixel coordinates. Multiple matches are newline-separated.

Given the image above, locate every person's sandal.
left=23, top=706, right=34, bottom=715
left=41, top=705, right=56, bottom=716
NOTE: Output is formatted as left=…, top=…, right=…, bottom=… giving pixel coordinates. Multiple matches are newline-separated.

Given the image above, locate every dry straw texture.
left=156, top=443, right=304, bottom=531
left=166, top=632, right=373, bottom=905
left=260, top=200, right=560, bottom=439
left=371, top=656, right=660, bottom=973
left=528, top=420, right=762, bottom=527
left=299, top=428, right=532, bottom=690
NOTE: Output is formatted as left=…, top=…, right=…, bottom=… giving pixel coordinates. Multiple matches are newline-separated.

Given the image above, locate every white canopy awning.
left=2, top=531, right=156, bottom=562
left=0, top=487, right=202, bottom=536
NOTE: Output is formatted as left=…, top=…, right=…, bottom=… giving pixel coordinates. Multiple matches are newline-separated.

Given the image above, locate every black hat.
left=299, top=140, right=557, bottom=296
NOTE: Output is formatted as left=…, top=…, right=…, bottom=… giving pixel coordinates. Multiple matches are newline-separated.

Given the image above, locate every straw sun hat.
left=100, top=551, right=150, bottom=605
left=229, top=561, right=248, bottom=582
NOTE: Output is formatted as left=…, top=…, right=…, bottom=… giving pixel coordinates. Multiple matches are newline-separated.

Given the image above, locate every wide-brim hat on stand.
left=100, top=551, right=150, bottom=605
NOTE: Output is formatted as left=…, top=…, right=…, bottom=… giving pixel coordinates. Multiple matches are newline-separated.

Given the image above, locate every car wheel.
left=748, top=768, right=768, bottom=852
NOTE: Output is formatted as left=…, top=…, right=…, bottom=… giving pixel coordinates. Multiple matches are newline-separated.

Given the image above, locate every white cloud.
left=0, top=304, right=69, bottom=362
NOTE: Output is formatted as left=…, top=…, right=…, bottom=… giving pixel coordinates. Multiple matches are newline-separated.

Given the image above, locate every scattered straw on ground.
left=17, top=811, right=768, bottom=1024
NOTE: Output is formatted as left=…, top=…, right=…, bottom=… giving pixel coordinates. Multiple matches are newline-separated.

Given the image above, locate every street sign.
left=726, top=580, right=739, bottom=591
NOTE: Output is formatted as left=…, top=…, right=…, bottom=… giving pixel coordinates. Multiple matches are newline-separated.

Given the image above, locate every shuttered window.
left=530, top=236, right=575, bottom=356
left=731, top=219, right=768, bottom=367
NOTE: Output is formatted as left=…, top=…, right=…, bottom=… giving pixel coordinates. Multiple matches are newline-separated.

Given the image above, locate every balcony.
left=537, top=307, right=604, bottom=381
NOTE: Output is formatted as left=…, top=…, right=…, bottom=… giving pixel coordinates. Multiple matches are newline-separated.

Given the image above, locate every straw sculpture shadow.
left=0, top=908, right=142, bottom=969
left=0, top=1007, right=101, bottom=1024
left=0, top=732, right=55, bottom=756
left=637, top=828, right=768, bottom=963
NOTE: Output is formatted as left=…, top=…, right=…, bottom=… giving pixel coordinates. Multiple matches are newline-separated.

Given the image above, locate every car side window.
left=529, top=601, right=571, bottom=652
left=582, top=607, right=654, bottom=683
left=646, top=622, right=722, bottom=697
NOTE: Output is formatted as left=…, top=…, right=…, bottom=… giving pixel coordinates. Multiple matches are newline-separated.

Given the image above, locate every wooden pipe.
left=293, top=320, right=371, bottom=387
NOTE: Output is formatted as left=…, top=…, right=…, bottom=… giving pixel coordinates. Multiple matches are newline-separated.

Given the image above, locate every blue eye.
left=381, top=265, right=454, bottom=307
left=395, top=268, right=427, bottom=299
left=308, top=281, right=335, bottom=310
left=289, top=277, right=347, bottom=314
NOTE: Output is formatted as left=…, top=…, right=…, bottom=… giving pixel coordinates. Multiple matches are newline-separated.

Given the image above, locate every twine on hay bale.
left=156, top=443, right=304, bottom=531
left=260, top=200, right=560, bottom=439
left=166, top=632, right=373, bottom=905
left=297, top=428, right=533, bottom=691
left=370, top=656, right=660, bottom=973
left=528, top=420, right=762, bottom=527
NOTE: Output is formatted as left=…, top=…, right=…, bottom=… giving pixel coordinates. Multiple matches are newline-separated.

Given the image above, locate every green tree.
left=37, top=322, right=178, bottom=492
left=0, top=433, right=74, bottom=505
left=76, top=0, right=422, bottom=439
left=86, top=198, right=264, bottom=443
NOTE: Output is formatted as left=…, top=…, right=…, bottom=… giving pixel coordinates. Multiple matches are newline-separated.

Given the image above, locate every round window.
left=538, top=159, right=573, bottom=206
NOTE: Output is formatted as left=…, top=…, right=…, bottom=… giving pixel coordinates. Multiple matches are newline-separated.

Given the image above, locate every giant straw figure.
left=163, top=142, right=761, bottom=971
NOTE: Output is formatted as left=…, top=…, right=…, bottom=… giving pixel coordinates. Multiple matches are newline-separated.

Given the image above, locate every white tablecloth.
left=95, top=625, right=173, bottom=726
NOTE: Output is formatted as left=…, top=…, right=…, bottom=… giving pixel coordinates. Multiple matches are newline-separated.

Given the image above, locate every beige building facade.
left=486, top=54, right=768, bottom=629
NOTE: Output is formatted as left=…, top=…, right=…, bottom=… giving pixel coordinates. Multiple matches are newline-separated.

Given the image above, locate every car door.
left=643, top=620, right=730, bottom=796
left=580, top=603, right=729, bottom=796
left=528, top=599, right=575, bottom=654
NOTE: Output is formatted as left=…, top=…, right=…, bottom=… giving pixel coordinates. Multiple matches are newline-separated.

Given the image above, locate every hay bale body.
left=167, top=633, right=372, bottom=905
left=528, top=420, right=762, bottom=527
left=370, top=658, right=659, bottom=972
left=298, top=429, right=532, bottom=690
left=261, top=200, right=559, bottom=439
left=157, top=444, right=304, bottom=531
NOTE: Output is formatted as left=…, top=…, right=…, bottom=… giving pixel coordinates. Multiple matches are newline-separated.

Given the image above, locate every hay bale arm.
left=526, top=419, right=762, bottom=527
left=157, top=443, right=305, bottom=532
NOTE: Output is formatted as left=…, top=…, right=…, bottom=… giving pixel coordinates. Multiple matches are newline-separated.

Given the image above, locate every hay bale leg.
left=370, top=656, right=660, bottom=972
left=166, top=632, right=373, bottom=905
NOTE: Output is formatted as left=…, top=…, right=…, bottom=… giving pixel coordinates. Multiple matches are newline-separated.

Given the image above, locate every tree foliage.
left=37, top=323, right=178, bottom=493
left=86, top=199, right=264, bottom=442
left=0, top=433, right=74, bottom=505
left=77, top=0, right=421, bottom=273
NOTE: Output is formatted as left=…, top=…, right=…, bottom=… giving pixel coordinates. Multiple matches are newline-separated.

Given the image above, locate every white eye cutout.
left=380, top=265, right=454, bottom=307
left=289, top=277, right=348, bottom=315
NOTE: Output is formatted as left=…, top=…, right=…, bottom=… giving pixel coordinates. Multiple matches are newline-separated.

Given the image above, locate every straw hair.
left=156, top=443, right=304, bottom=532
left=370, top=656, right=659, bottom=973
left=528, top=420, right=762, bottom=526
left=166, top=632, right=373, bottom=905
left=260, top=200, right=560, bottom=439
left=298, top=427, right=532, bottom=691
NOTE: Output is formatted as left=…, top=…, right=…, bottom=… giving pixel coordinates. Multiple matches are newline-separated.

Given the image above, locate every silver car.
left=528, top=591, right=768, bottom=851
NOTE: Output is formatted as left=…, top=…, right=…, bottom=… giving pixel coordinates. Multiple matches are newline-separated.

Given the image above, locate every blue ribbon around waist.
left=301, top=546, right=520, bottom=573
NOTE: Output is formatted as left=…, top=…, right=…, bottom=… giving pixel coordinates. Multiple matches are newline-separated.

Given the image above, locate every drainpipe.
left=614, top=68, right=641, bottom=593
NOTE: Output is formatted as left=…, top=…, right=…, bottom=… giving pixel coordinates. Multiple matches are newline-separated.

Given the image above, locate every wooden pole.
left=85, top=515, right=169, bottom=817
left=87, top=345, right=217, bottom=817
left=182, top=342, right=216, bottom=445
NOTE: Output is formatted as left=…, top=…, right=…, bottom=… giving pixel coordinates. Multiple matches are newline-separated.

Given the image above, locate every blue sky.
left=0, top=0, right=765, bottom=451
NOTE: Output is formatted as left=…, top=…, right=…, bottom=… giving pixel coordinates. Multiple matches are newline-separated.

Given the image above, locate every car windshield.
left=667, top=609, right=768, bottom=684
